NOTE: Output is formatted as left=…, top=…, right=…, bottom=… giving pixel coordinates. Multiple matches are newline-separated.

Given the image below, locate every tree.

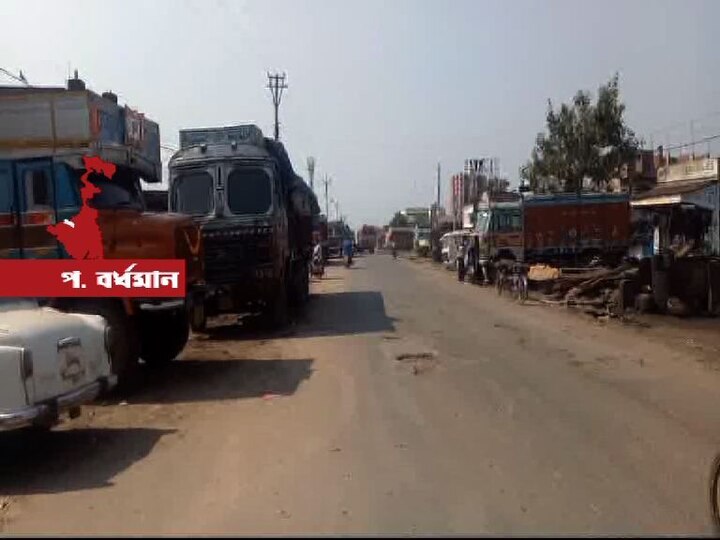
left=389, top=212, right=409, bottom=227
left=521, top=74, right=639, bottom=192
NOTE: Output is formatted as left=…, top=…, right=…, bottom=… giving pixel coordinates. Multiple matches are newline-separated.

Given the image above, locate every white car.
left=0, top=298, right=116, bottom=431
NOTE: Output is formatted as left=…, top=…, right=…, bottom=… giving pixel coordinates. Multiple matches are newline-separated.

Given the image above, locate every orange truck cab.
left=0, top=75, right=205, bottom=386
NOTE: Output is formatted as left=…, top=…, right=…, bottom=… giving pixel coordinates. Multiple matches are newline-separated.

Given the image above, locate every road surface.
left=2, top=254, right=720, bottom=534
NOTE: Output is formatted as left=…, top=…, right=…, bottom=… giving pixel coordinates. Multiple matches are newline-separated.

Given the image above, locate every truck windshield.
left=227, top=168, right=272, bottom=215
left=476, top=211, right=490, bottom=233
left=86, top=167, right=144, bottom=211
left=172, top=172, right=214, bottom=215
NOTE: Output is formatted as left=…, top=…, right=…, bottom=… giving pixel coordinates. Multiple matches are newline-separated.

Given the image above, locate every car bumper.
left=0, top=376, right=116, bottom=432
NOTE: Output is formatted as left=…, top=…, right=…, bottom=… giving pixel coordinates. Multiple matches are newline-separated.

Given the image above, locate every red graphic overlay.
left=0, top=260, right=185, bottom=298
left=46, top=156, right=114, bottom=260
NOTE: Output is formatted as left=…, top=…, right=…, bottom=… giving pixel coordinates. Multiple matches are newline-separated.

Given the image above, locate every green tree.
left=389, top=212, right=409, bottom=227
left=522, top=74, right=639, bottom=192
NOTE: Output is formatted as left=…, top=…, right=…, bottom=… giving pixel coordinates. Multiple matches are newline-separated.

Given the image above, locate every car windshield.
left=172, top=171, right=214, bottom=215
left=226, top=167, right=272, bottom=215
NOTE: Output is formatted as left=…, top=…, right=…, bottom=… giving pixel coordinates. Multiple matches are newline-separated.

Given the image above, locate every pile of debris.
left=530, top=263, right=639, bottom=317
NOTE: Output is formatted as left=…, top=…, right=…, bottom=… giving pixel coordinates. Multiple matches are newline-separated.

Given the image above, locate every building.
left=449, top=158, right=511, bottom=229
left=401, top=207, right=431, bottom=228
left=632, top=156, right=720, bottom=256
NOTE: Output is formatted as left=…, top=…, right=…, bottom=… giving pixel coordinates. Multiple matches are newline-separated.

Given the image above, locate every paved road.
left=2, top=254, right=720, bottom=534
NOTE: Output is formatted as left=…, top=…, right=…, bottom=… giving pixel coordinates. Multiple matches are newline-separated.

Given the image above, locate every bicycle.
left=495, top=262, right=528, bottom=303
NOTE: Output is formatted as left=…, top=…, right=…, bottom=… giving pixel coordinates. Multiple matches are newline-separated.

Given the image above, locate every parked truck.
left=168, top=124, right=319, bottom=328
left=414, top=226, right=431, bottom=257
left=0, top=75, right=204, bottom=386
left=475, top=192, right=631, bottom=280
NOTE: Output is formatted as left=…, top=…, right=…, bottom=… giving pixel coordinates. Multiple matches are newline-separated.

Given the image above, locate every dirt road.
left=2, top=254, right=720, bottom=534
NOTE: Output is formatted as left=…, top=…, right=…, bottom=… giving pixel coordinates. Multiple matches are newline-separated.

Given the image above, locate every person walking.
left=456, top=239, right=467, bottom=282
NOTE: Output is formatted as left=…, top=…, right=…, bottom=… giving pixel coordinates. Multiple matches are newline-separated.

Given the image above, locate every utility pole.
left=690, top=120, right=696, bottom=159
left=307, top=156, right=316, bottom=191
left=321, top=174, right=331, bottom=220
left=266, top=72, right=288, bottom=141
left=436, top=162, right=441, bottom=209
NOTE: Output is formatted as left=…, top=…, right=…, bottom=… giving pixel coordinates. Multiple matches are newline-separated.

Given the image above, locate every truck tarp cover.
left=264, top=138, right=319, bottom=217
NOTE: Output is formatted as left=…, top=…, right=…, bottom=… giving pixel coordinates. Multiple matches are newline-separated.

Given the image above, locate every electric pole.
left=307, top=156, right=316, bottom=191
left=321, top=174, right=331, bottom=220
left=436, top=162, right=441, bottom=209
left=266, top=72, right=288, bottom=141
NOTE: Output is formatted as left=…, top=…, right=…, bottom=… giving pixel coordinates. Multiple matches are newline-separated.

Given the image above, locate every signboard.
left=658, top=158, right=719, bottom=183
left=179, top=124, right=264, bottom=150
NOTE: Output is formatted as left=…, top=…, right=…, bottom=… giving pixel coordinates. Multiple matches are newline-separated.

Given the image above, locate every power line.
left=646, top=109, right=720, bottom=140
left=664, top=132, right=720, bottom=152
left=0, top=67, right=28, bottom=86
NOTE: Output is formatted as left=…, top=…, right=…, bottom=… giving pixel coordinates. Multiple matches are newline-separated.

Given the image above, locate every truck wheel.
left=139, top=309, right=190, bottom=365
left=265, top=279, right=289, bottom=328
left=66, top=300, right=139, bottom=389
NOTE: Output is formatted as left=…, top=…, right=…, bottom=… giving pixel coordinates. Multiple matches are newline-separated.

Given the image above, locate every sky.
left=2, top=0, right=720, bottom=229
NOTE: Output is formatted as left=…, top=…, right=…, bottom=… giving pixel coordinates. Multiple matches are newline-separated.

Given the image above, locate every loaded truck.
left=167, top=124, right=319, bottom=328
left=0, top=74, right=204, bottom=386
left=475, top=192, right=631, bottom=281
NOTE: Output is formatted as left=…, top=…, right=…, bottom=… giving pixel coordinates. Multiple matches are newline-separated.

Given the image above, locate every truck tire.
left=264, top=279, right=289, bottom=328
left=290, top=262, right=310, bottom=308
left=139, top=309, right=190, bottom=365
left=65, top=300, right=140, bottom=389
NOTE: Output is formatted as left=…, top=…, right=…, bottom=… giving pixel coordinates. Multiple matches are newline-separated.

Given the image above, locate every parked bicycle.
left=495, top=261, right=528, bottom=303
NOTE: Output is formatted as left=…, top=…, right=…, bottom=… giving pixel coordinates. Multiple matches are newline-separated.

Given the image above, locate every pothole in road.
left=395, top=352, right=435, bottom=361
left=395, top=352, right=438, bottom=375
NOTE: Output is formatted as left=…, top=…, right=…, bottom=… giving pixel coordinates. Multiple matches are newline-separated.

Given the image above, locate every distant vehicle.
left=327, top=220, right=352, bottom=259
left=386, top=227, right=415, bottom=251
left=0, top=298, right=115, bottom=431
left=414, top=227, right=431, bottom=257
left=357, top=225, right=379, bottom=254
left=0, top=76, right=203, bottom=385
left=168, top=124, right=320, bottom=328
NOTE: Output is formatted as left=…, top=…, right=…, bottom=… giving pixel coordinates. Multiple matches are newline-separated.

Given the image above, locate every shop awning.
left=631, top=179, right=717, bottom=210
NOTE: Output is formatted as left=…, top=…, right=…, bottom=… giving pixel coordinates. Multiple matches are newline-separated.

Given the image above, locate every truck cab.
left=169, top=125, right=317, bottom=328
left=0, top=78, right=204, bottom=385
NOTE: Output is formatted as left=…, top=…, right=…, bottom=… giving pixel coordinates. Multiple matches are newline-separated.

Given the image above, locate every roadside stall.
left=631, top=158, right=720, bottom=314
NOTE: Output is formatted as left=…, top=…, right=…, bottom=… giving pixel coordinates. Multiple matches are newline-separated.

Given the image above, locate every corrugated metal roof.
left=633, top=179, right=715, bottom=200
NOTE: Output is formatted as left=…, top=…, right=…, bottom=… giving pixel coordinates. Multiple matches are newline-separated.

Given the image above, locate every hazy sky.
left=2, top=0, right=720, bottom=228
